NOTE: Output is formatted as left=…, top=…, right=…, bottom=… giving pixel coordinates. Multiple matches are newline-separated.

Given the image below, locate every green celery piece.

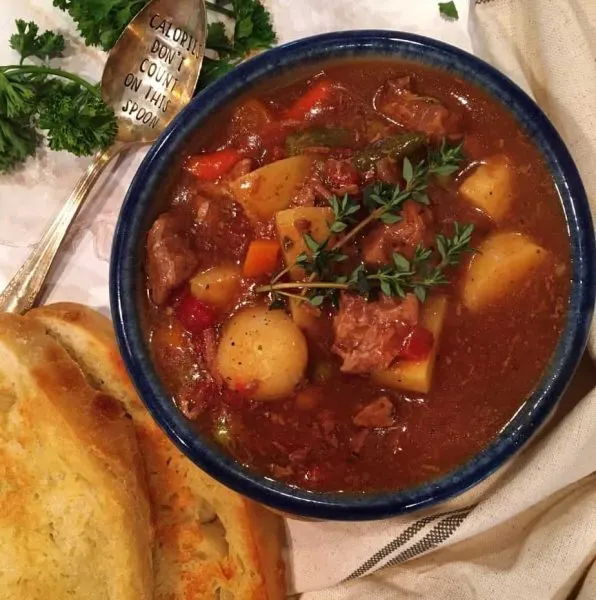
left=285, top=127, right=352, bottom=156
left=353, top=132, right=428, bottom=172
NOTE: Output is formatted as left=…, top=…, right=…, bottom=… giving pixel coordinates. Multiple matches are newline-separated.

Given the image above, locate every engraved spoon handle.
left=0, top=142, right=125, bottom=314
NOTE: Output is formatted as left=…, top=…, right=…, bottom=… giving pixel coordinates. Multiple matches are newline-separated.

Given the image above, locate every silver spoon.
left=0, top=0, right=206, bottom=314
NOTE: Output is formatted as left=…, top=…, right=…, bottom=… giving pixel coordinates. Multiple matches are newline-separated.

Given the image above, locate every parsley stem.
left=205, top=1, right=235, bottom=18
left=0, top=65, right=100, bottom=96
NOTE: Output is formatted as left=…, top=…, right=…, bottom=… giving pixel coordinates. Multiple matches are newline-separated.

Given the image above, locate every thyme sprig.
left=328, top=193, right=360, bottom=233
left=261, top=139, right=468, bottom=308
left=336, top=141, right=464, bottom=251
left=270, top=192, right=357, bottom=285
left=258, top=222, right=475, bottom=306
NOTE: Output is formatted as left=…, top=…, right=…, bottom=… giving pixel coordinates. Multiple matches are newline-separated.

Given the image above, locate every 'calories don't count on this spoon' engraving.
left=102, top=4, right=206, bottom=143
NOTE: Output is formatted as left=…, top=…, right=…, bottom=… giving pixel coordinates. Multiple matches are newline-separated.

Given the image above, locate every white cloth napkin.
left=1, top=1, right=595, bottom=598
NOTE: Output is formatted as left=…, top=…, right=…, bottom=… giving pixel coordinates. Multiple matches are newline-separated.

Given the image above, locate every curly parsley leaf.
left=10, top=20, right=65, bottom=63
left=38, top=82, right=117, bottom=156
left=206, top=22, right=234, bottom=52
left=0, top=71, right=36, bottom=118
left=53, top=0, right=149, bottom=51
left=197, top=56, right=236, bottom=88
left=0, top=115, right=38, bottom=173
left=232, top=0, right=276, bottom=54
left=198, top=0, right=276, bottom=90
left=1, top=20, right=117, bottom=172
left=439, top=1, right=459, bottom=20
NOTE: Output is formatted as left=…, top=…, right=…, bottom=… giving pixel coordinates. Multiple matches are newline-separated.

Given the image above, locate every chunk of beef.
left=324, top=158, right=360, bottom=196
left=313, top=180, right=334, bottom=202
left=349, top=429, right=370, bottom=454
left=254, top=217, right=277, bottom=239
left=228, top=98, right=278, bottom=159
left=318, top=409, right=339, bottom=447
left=199, top=328, right=221, bottom=386
left=193, top=180, right=234, bottom=202
left=146, top=210, right=198, bottom=306
left=332, top=294, right=420, bottom=374
left=378, top=77, right=462, bottom=141
left=353, top=396, right=395, bottom=428
left=266, top=145, right=286, bottom=163
left=193, top=194, right=253, bottom=261
left=375, top=156, right=399, bottom=184
left=363, top=200, right=434, bottom=265
left=291, top=176, right=333, bottom=207
left=177, top=377, right=219, bottom=420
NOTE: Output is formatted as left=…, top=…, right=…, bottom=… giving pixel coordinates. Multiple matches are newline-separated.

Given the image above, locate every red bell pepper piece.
left=400, top=326, right=435, bottom=361
left=286, top=79, right=334, bottom=120
left=176, top=292, right=217, bottom=335
left=183, top=148, right=242, bottom=181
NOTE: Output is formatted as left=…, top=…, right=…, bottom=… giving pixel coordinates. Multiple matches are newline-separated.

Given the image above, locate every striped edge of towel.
left=344, top=504, right=476, bottom=581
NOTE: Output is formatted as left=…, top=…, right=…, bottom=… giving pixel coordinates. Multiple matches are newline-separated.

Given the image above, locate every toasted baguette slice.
left=0, top=314, right=153, bottom=600
left=28, top=303, right=286, bottom=600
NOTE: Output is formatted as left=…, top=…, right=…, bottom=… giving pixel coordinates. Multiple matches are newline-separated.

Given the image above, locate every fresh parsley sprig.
left=10, top=20, right=65, bottom=64
left=199, top=0, right=277, bottom=88
left=0, top=20, right=117, bottom=172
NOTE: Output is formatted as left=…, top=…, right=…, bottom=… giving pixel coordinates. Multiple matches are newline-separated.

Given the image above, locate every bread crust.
left=27, top=302, right=286, bottom=600
left=0, top=313, right=153, bottom=600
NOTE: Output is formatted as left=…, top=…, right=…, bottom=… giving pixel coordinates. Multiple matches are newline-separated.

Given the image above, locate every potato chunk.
left=275, top=206, right=334, bottom=280
left=229, top=155, right=315, bottom=222
left=276, top=207, right=334, bottom=330
left=463, top=232, right=548, bottom=312
left=288, top=298, right=321, bottom=333
left=217, top=306, right=308, bottom=401
left=190, top=265, right=241, bottom=308
left=372, top=296, right=448, bottom=394
left=459, top=155, right=513, bottom=222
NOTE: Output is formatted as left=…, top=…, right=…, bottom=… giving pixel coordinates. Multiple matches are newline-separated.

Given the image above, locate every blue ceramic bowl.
left=111, top=31, right=595, bottom=521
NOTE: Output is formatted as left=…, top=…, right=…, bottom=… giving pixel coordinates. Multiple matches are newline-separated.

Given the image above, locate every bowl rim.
left=110, top=29, right=595, bottom=521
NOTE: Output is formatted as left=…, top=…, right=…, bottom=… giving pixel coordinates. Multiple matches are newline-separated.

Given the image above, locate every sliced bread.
left=0, top=313, right=153, bottom=600
left=27, top=303, right=286, bottom=600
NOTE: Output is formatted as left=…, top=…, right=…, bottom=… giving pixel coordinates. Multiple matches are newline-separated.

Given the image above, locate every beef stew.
left=142, top=60, right=570, bottom=493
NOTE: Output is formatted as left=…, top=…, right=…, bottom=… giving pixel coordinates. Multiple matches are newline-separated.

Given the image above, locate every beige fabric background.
left=297, top=1, right=596, bottom=598
left=0, top=0, right=594, bottom=598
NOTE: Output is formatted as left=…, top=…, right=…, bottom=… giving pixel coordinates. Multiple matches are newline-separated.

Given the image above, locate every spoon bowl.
left=102, top=0, right=206, bottom=144
left=0, top=0, right=206, bottom=314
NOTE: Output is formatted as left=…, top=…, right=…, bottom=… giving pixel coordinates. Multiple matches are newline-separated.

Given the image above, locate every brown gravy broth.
left=143, top=59, right=570, bottom=492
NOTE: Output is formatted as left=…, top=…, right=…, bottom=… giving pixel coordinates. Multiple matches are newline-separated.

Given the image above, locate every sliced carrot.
left=286, top=79, right=334, bottom=120
left=183, top=148, right=242, bottom=181
left=242, top=239, right=280, bottom=277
